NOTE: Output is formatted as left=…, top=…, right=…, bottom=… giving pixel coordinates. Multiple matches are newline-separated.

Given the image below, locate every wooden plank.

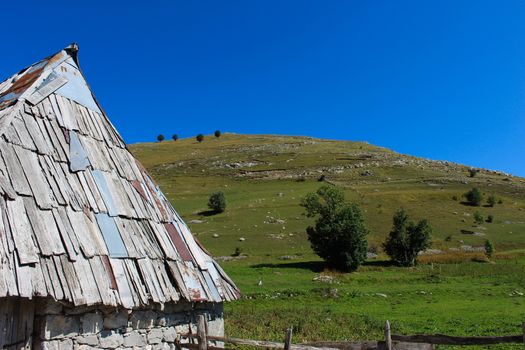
left=175, top=221, right=208, bottom=269
left=109, top=258, right=135, bottom=308
left=54, top=206, right=80, bottom=260
left=40, top=155, right=66, bottom=206
left=20, top=110, right=51, bottom=155
left=13, top=146, right=54, bottom=209
left=41, top=257, right=64, bottom=301
left=72, top=257, right=101, bottom=305
left=91, top=170, right=118, bottom=216
left=66, top=208, right=96, bottom=257
left=391, top=334, right=523, bottom=345
left=0, top=144, right=32, bottom=196
left=197, top=315, right=207, bottom=350
left=76, top=171, right=99, bottom=212
left=10, top=117, right=37, bottom=151
left=203, top=336, right=339, bottom=350
left=151, top=259, right=179, bottom=302
left=114, top=218, right=140, bottom=258
left=123, top=259, right=149, bottom=306
left=22, top=197, right=55, bottom=256
left=5, top=198, right=39, bottom=264
left=148, top=221, right=179, bottom=260
left=57, top=255, right=84, bottom=305
left=136, top=258, right=164, bottom=303
left=83, top=170, right=107, bottom=212
left=384, top=321, right=392, bottom=350
left=30, top=260, right=47, bottom=296
left=14, top=254, right=33, bottom=298
left=89, top=256, right=117, bottom=306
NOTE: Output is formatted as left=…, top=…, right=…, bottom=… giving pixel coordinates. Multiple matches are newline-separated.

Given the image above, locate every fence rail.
left=179, top=316, right=525, bottom=350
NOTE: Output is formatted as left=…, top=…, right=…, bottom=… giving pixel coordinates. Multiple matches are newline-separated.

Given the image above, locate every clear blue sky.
left=2, top=1, right=525, bottom=176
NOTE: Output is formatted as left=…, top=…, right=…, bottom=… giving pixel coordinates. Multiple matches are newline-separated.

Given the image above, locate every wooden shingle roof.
left=0, top=44, right=239, bottom=308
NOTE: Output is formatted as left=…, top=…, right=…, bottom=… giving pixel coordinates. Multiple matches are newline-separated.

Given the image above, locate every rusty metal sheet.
left=176, top=261, right=208, bottom=302
left=0, top=60, right=48, bottom=110
left=95, top=213, right=128, bottom=258
left=26, top=71, right=68, bottom=106
left=69, top=131, right=90, bottom=172
left=164, top=223, right=193, bottom=261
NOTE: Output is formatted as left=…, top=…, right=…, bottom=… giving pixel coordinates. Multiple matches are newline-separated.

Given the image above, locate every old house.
left=0, top=44, right=239, bottom=349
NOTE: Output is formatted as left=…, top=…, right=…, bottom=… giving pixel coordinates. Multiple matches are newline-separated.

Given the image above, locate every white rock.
left=123, top=330, right=147, bottom=347
left=98, top=330, right=124, bottom=349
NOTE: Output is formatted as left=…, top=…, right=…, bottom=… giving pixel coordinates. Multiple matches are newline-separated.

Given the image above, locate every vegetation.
left=474, top=211, right=484, bottom=225
left=215, top=130, right=222, bottom=138
left=129, top=134, right=525, bottom=348
left=172, top=134, right=178, bottom=141
left=157, top=134, right=165, bottom=142
left=383, top=209, right=432, bottom=267
left=301, top=186, right=368, bottom=272
left=487, top=194, right=497, bottom=207
left=464, top=187, right=483, bottom=206
left=208, top=191, right=227, bottom=213
left=196, top=134, right=204, bottom=142
left=484, top=239, right=494, bottom=259
left=468, top=168, right=478, bottom=177
left=487, top=214, right=494, bottom=223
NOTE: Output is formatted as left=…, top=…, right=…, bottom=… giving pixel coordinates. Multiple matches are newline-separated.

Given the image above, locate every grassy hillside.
left=130, top=133, right=525, bottom=348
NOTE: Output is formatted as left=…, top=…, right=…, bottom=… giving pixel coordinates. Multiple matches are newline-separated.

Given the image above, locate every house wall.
left=0, top=298, right=35, bottom=350
left=1, top=298, right=223, bottom=350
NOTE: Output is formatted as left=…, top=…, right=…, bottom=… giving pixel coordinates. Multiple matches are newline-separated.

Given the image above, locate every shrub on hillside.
left=214, top=130, right=221, bottom=138
left=301, top=186, right=368, bottom=272
left=487, top=194, right=496, bottom=207
left=172, top=134, right=178, bottom=141
left=464, top=187, right=483, bottom=206
left=196, top=134, right=204, bottom=142
left=486, top=214, right=494, bottom=223
left=468, top=168, right=478, bottom=177
left=208, top=191, right=226, bottom=213
left=157, top=134, right=165, bottom=142
left=383, top=209, right=432, bottom=267
left=474, top=211, right=484, bottom=225
left=484, top=240, right=494, bottom=259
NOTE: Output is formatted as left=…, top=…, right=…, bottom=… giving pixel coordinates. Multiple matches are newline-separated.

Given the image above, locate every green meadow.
left=130, top=134, right=525, bottom=349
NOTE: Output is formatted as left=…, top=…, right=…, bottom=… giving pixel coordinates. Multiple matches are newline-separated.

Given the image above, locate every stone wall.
left=33, top=299, right=224, bottom=350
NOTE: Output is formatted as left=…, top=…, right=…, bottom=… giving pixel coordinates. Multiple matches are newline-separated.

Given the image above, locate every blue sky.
left=2, top=1, right=525, bottom=176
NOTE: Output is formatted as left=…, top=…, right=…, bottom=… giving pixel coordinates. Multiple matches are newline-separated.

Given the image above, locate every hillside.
left=130, top=133, right=525, bottom=346
left=130, top=133, right=525, bottom=258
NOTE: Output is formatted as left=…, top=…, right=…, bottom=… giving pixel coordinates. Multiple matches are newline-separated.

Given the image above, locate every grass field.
left=130, top=133, right=525, bottom=349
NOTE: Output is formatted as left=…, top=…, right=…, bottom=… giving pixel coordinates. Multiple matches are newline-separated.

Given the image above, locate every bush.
left=172, top=134, right=178, bottom=141
left=464, top=187, right=483, bottom=206
left=301, top=186, right=368, bottom=272
left=157, top=134, right=165, bottom=142
left=196, top=134, right=204, bottom=142
left=468, top=168, right=478, bottom=177
left=487, top=194, right=496, bottom=207
left=486, top=214, right=494, bottom=223
left=452, top=195, right=458, bottom=201
left=383, top=209, right=432, bottom=267
left=474, top=211, right=484, bottom=225
left=208, top=191, right=226, bottom=213
left=484, top=240, right=494, bottom=259
left=214, top=130, right=221, bottom=138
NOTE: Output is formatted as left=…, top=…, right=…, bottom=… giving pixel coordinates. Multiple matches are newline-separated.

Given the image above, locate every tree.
left=300, top=186, right=368, bottom=272
left=157, top=134, right=165, bottom=142
left=172, top=134, right=178, bottom=141
left=464, top=187, right=483, bottom=206
left=484, top=239, right=494, bottom=259
left=214, top=130, right=221, bottom=138
left=196, top=134, right=204, bottom=142
left=468, top=168, right=478, bottom=178
left=474, top=211, right=484, bottom=225
left=208, top=191, right=226, bottom=213
left=487, top=194, right=496, bottom=207
left=383, top=209, right=432, bottom=267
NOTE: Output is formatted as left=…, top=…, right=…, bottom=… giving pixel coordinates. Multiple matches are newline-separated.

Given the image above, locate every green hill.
left=130, top=133, right=525, bottom=345
left=130, top=133, right=525, bottom=258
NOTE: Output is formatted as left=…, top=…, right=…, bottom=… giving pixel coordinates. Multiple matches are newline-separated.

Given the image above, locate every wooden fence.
left=178, top=316, right=525, bottom=350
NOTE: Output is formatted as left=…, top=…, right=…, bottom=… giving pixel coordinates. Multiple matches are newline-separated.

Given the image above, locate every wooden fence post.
left=197, top=315, right=207, bottom=350
left=384, top=321, right=392, bottom=350
left=284, top=328, right=293, bottom=350
left=522, top=322, right=525, bottom=345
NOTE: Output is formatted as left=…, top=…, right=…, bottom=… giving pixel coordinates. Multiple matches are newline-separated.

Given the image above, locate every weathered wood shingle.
left=0, top=45, right=240, bottom=307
